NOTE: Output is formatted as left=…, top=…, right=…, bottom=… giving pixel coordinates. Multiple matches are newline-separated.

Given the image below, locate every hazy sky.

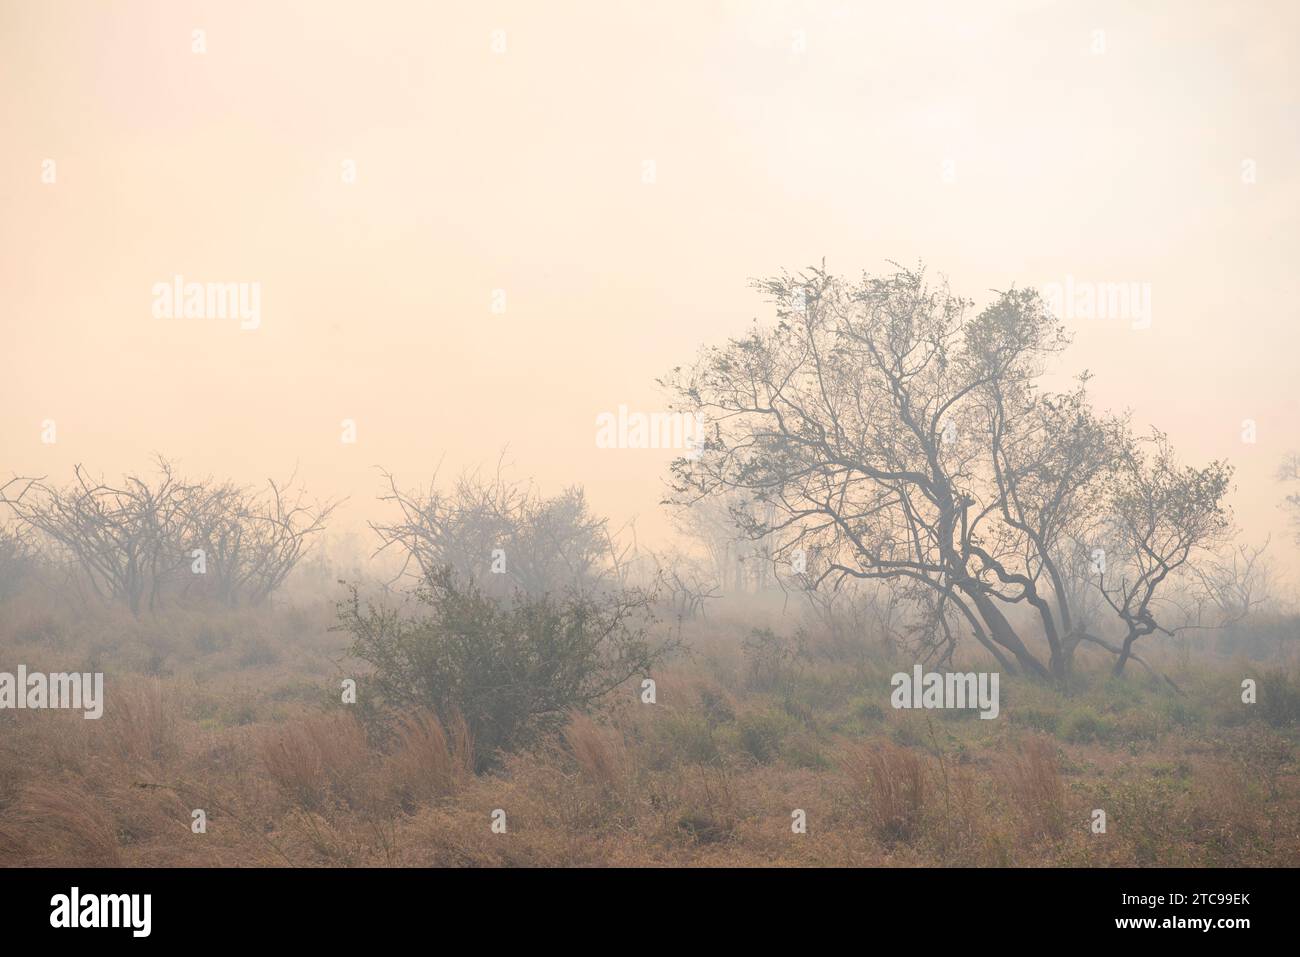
left=2, top=1, right=1298, bottom=583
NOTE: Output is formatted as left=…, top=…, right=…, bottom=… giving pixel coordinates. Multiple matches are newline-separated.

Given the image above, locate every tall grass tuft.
left=843, top=741, right=927, bottom=845
left=259, top=712, right=369, bottom=809
left=384, top=709, right=474, bottom=809
left=1008, top=735, right=1066, bottom=841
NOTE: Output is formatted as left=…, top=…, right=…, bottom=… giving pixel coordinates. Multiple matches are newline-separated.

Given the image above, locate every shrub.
left=654, top=712, right=721, bottom=767
left=1114, top=709, right=1161, bottom=742
left=1094, top=776, right=1180, bottom=865
left=780, top=732, right=830, bottom=770
left=336, top=570, right=672, bottom=769
left=696, top=686, right=736, bottom=727
left=854, top=699, right=885, bottom=723
left=1011, top=706, right=1060, bottom=734
left=741, top=627, right=806, bottom=693
left=1257, top=669, right=1300, bottom=728
left=0, top=527, right=39, bottom=603
left=371, top=469, right=620, bottom=598
left=237, top=636, right=280, bottom=669
left=732, top=709, right=792, bottom=765
left=1159, top=696, right=1200, bottom=729
left=194, top=622, right=234, bottom=654
left=2, top=460, right=336, bottom=615
left=1060, top=707, right=1113, bottom=744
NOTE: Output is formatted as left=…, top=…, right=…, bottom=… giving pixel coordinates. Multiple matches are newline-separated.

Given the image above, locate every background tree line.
left=0, top=458, right=336, bottom=614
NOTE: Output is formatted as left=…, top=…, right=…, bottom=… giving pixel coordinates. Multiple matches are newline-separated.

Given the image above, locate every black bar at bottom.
left=0, top=866, right=1283, bottom=943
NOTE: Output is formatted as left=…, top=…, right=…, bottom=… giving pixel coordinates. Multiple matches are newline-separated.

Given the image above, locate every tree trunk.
left=1112, top=629, right=1138, bottom=676
left=961, top=585, right=1050, bottom=678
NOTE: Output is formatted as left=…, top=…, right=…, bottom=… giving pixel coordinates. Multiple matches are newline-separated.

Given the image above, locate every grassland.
left=1, top=589, right=1296, bottom=867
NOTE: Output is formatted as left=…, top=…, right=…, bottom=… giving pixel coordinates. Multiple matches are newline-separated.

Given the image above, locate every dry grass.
left=842, top=741, right=928, bottom=846
left=258, top=712, right=369, bottom=810
left=3, top=780, right=123, bottom=866
left=383, top=710, right=474, bottom=809
left=1007, top=735, right=1067, bottom=842
left=107, top=677, right=180, bottom=768
left=0, top=596, right=1297, bottom=868
left=563, top=712, right=634, bottom=794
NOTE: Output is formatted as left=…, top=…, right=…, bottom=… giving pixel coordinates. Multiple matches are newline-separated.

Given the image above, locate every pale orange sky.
left=2, top=1, right=1298, bottom=583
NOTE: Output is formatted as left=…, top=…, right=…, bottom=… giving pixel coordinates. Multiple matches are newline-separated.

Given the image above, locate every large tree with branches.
left=664, top=263, right=1231, bottom=681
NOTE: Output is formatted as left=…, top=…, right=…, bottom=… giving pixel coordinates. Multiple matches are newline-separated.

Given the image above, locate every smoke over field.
left=0, top=0, right=1297, bottom=942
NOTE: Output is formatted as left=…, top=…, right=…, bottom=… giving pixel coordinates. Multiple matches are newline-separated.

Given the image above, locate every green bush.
left=854, top=698, right=885, bottom=723
left=781, top=733, right=830, bottom=769
left=1060, top=707, right=1114, bottom=744
left=655, top=712, right=721, bottom=766
left=194, top=623, right=230, bottom=654
left=1257, top=669, right=1300, bottom=727
left=336, top=570, right=671, bottom=769
left=1113, top=709, right=1160, bottom=742
left=697, top=686, right=736, bottom=727
left=732, top=709, right=796, bottom=764
left=1012, top=706, right=1061, bottom=734
left=1158, top=696, right=1199, bottom=729
left=741, top=627, right=806, bottom=692
left=1094, top=776, right=1180, bottom=865
left=891, top=720, right=926, bottom=748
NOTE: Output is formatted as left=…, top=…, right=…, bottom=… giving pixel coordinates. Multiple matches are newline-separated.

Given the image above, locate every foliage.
left=336, top=569, right=671, bottom=768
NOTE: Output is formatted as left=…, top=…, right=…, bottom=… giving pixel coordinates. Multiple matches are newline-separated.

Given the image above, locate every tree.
left=663, top=262, right=1223, bottom=682
left=371, top=462, right=626, bottom=600
left=646, top=548, right=721, bottom=620
left=0, top=512, right=39, bottom=604
left=0, top=459, right=336, bottom=613
left=1093, top=431, right=1233, bottom=676
left=670, top=492, right=777, bottom=595
left=179, top=472, right=340, bottom=607
left=792, top=574, right=910, bottom=662
left=1, top=460, right=192, bottom=614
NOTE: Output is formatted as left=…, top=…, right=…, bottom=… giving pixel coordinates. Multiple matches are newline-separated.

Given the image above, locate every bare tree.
left=664, top=263, right=1228, bottom=683
left=0, top=500, right=40, bottom=603
left=670, top=492, right=777, bottom=595
left=1187, top=537, right=1272, bottom=628
left=646, top=548, right=721, bottom=620
left=789, top=572, right=911, bottom=662
left=1, top=460, right=336, bottom=614
left=181, top=473, right=340, bottom=607
left=371, top=462, right=624, bottom=599
left=666, top=264, right=1067, bottom=676
left=1, top=460, right=190, bottom=614
left=1093, top=431, right=1233, bottom=676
